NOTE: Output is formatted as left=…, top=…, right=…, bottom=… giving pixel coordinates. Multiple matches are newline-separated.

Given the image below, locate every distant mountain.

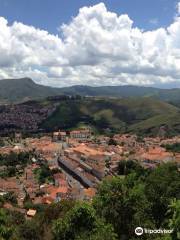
left=0, top=78, right=60, bottom=103
left=59, top=85, right=180, bottom=103
left=1, top=78, right=180, bottom=104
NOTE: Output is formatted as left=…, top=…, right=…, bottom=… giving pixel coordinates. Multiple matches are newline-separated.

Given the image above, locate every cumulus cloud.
left=177, top=2, right=180, bottom=15
left=0, top=2, right=180, bottom=87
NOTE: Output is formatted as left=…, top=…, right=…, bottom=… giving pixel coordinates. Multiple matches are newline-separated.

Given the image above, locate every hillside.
left=41, top=97, right=180, bottom=136
left=0, top=78, right=60, bottom=103
left=1, top=78, right=180, bottom=104
left=59, top=85, right=180, bottom=103
left=0, top=95, right=179, bottom=136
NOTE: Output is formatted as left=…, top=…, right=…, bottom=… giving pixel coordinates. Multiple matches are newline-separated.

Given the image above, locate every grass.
left=40, top=97, right=180, bottom=136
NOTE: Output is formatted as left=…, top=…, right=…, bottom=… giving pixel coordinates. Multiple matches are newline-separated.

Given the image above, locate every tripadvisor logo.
left=135, top=227, right=143, bottom=236
left=135, top=227, right=173, bottom=236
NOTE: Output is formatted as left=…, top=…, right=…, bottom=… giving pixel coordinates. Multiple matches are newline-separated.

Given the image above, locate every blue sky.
left=0, top=0, right=180, bottom=88
left=0, top=0, right=178, bottom=33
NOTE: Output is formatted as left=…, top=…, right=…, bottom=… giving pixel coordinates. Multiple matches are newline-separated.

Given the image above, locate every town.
left=0, top=127, right=180, bottom=218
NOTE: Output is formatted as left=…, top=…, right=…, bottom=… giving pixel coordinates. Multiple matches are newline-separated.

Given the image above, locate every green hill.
left=1, top=78, right=180, bottom=104
left=0, top=94, right=179, bottom=136
left=41, top=97, right=180, bottom=136
left=1, top=78, right=180, bottom=136
left=59, top=85, right=180, bottom=103
left=0, top=78, right=60, bottom=103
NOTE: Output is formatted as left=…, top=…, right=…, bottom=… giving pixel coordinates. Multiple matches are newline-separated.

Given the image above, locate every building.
left=138, top=146, right=174, bottom=167
left=64, top=144, right=111, bottom=179
left=53, top=131, right=67, bottom=142
left=27, top=209, right=37, bottom=218
left=70, top=129, right=91, bottom=140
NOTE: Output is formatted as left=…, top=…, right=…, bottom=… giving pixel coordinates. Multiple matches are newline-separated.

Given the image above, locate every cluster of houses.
left=52, top=129, right=92, bottom=142
left=0, top=103, right=56, bottom=134
left=0, top=129, right=180, bottom=218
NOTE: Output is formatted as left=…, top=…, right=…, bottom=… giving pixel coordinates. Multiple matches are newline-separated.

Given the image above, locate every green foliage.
left=167, top=199, right=180, bottom=240
left=0, top=151, right=31, bottom=167
left=118, top=160, right=146, bottom=176
left=42, top=101, right=83, bottom=130
left=145, top=163, right=180, bottom=227
left=0, top=209, right=14, bottom=240
left=17, top=200, right=76, bottom=240
left=53, top=202, right=117, bottom=240
left=33, top=163, right=53, bottom=184
left=39, top=200, right=75, bottom=226
left=0, top=163, right=179, bottom=240
left=3, top=192, right=17, bottom=205
left=0, top=192, right=17, bottom=207
left=0, top=151, right=32, bottom=177
left=40, top=97, right=180, bottom=136
left=162, top=143, right=180, bottom=153
left=93, top=175, right=154, bottom=239
left=18, top=220, right=41, bottom=240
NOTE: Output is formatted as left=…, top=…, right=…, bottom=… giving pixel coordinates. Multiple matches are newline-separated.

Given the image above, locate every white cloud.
left=0, top=3, right=180, bottom=87
left=177, top=2, right=180, bottom=15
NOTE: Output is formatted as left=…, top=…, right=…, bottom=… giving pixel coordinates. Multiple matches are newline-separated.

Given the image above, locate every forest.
left=0, top=162, right=179, bottom=240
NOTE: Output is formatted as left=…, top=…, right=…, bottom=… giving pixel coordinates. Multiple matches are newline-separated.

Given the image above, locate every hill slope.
left=0, top=78, right=60, bottom=103
left=41, top=97, right=180, bottom=136
left=1, top=78, right=180, bottom=104
left=0, top=95, right=180, bottom=136
left=59, top=85, right=180, bottom=103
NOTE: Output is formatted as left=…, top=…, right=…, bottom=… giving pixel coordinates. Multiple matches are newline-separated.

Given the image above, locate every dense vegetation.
left=0, top=162, right=179, bottom=240
left=0, top=152, right=32, bottom=178
left=2, top=78, right=180, bottom=104
left=0, top=152, right=31, bottom=167
left=162, top=143, right=180, bottom=153
left=1, top=86, right=180, bottom=136
left=33, top=163, right=61, bottom=184
left=41, top=97, right=180, bottom=136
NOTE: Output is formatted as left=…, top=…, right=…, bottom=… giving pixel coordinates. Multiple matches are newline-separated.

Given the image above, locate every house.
left=64, top=144, right=109, bottom=179
left=139, top=147, right=174, bottom=166
left=83, top=188, right=96, bottom=201
left=46, top=185, right=69, bottom=202
left=27, top=209, right=37, bottom=218
left=53, top=131, right=67, bottom=142
left=53, top=173, right=68, bottom=187
left=14, top=132, right=22, bottom=143
left=70, top=129, right=91, bottom=140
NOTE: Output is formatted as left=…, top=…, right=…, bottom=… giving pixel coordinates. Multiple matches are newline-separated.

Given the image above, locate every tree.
left=167, top=199, right=180, bottom=240
left=162, top=143, right=180, bottom=153
left=0, top=209, right=14, bottom=240
left=34, top=163, right=53, bottom=184
left=52, top=202, right=117, bottom=240
left=95, top=115, right=109, bottom=129
left=145, top=163, right=180, bottom=227
left=18, top=220, right=41, bottom=240
left=93, top=175, right=154, bottom=239
left=3, top=192, right=17, bottom=205
left=108, top=138, right=117, bottom=146
left=118, top=160, right=146, bottom=176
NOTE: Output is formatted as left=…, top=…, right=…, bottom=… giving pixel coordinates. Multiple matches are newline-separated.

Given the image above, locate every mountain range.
left=0, top=78, right=180, bottom=136
left=1, top=78, right=180, bottom=104
left=41, top=97, right=180, bottom=136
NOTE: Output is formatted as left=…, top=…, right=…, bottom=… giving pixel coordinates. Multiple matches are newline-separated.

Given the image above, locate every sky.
left=0, top=0, right=180, bottom=88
